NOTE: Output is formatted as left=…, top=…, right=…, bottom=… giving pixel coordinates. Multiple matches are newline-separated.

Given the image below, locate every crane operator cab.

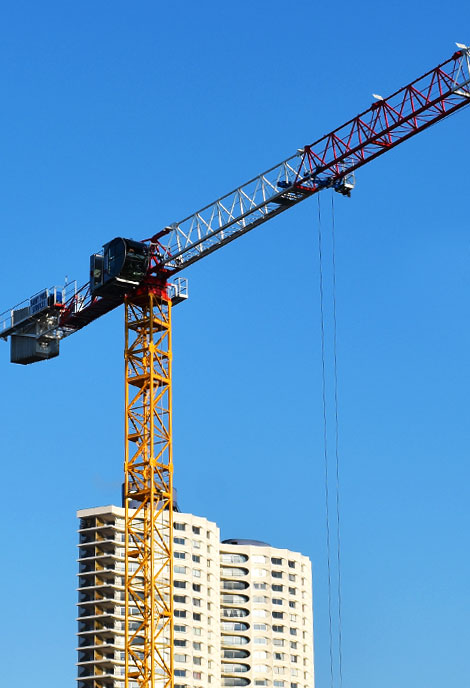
left=90, top=237, right=150, bottom=298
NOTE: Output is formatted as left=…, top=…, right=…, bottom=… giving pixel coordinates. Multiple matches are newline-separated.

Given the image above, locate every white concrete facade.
left=77, top=506, right=314, bottom=688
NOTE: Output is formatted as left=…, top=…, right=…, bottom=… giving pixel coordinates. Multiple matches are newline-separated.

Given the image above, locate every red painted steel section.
left=294, top=53, right=468, bottom=188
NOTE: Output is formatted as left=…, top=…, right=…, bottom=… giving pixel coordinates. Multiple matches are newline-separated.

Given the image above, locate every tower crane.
left=2, top=45, right=470, bottom=688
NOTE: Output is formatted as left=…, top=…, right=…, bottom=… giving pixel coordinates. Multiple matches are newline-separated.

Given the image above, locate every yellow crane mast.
left=125, top=288, right=174, bottom=688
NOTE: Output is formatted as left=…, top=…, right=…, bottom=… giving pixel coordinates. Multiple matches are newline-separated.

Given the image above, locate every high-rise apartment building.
left=77, top=505, right=314, bottom=688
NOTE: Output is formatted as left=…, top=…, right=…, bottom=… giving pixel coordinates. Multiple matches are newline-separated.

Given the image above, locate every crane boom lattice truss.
left=154, top=49, right=470, bottom=274
left=1, top=44, right=470, bottom=688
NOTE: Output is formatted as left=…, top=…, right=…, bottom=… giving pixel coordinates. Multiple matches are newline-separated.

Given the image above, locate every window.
left=253, top=596, right=268, bottom=603
left=253, top=610, right=267, bottom=618
left=254, top=637, right=267, bottom=645
left=175, top=610, right=187, bottom=618
left=289, top=587, right=296, bottom=595
left=273, top=612, right=284, bottom=619
left=255, top=682, right=268, bottom=686
left=193, top=583, right=201, bottom=592
left=272, top=571, right=282, bottom=579
left=222, top=594, right=249, bottom=605
left=271, top=557, right=283, bottom=566
left=289, top=601, right=296, bottom=609
left=274, top=682, right=285, bottom=687
left=193, top=672, right=202, bottom=680
left=288, top=574, right=296, bottom=582
left=291, top=683, right=299, bottom=688
left=193, top=540, right=201, bottom=549
left=253, top=651, right=268, bottom=659
left=290, top=628, right=297, bottom=636
left=222, top=634, right=249, bottom=645
left=288, top=561, right=296, bottom=569
left=272, top=584, right=283, bottom=592
left=175, top=551, right=186, bottom=560
left=175, top=566, right=186, bottom=574
left=254, top=583, right=267, bottom=590
left=290, top=642, right=298, bottom=649
left=221, top=621, right=249, bottom=631
left=290, top=656, right=298, bottom=663
left=175, top=580, right=186, bottom=589
left=192, top=526, right=201, bottom=534
left=221, top=553, right=248, bottom=564
left=274, top=652, right=285, bottom=660
left=274, top=667, right=285, bottom=675
left=223, top=580, right=249, bottom=591
left=175, top=654, right=187, bottom=663
left=273, top=599, right=283, bottom=605
left=174, top=523, right=186, bottom=531
left=290, top=615, right=297, bottom=622
left=174, top=639, right=187, bottom=647
left=223, top=607, right=249, bottom=618
left=224, top=649, right=249, bottom=659
left=253, top=665, right=268, bottom=673
left=273, top=625, right=284, bottom=633
left=221, top=567, right=248, bottom=578
left=193, top=598, right=201, bottom=607
left=193, top=657, right=202, bottom=665
left=194, top=627, right=202, bottom=636
left=290, top=670, right=298, bottom=677
left=273, top=638, right=285, bottom=646
left=193, top=612, right=202, bottom=621
left=174, top=625, right=186, bottom=632
left=252, top=555, right=266, bottom=563
left=254, top=623, right=267, bottom=630
left=175, top=670, right=186, bottom=677
left=174, top=537, right=185, bottom=545
left=174, top=595, right=187, bottom=604
left=193, top=642, right=202, bottom=650
left=192, top=555, right=201, bottom=563
left=253, top=569, right=267, bottom=578
left=193, top=569, right=201, bottom=578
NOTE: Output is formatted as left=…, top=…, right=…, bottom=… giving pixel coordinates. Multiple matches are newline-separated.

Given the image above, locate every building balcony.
left=79, top=537, right=125, bottom=552
left=79, top=592, right=125, bottom=605
left=77, top=575, right=125, bottom=591
left=79, top=517, right=124, bottom=532
left=77, top=551, right=125, bottom=565
left=77, top=623, right=124, bottom=639
left=77, top=639, right=124, bottom=652
left=77, top=657, right=122, bottom=669
left=77, top=667, right=126, bottom=680
left=221, top=662, right=250, bottom=674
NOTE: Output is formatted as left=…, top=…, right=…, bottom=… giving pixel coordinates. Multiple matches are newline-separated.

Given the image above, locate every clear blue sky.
left=1, top=2, right=469, bottom=687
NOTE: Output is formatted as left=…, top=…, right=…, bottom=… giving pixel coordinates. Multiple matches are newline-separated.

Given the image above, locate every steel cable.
left=317, top=193, right=335, bottom=688
left=330, top=192, right=344, bottom=688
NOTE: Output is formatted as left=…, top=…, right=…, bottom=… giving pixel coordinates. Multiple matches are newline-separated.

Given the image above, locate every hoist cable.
left=330, top=192, right=344, bottom=688
left=316, top=193, right=335, bottom=688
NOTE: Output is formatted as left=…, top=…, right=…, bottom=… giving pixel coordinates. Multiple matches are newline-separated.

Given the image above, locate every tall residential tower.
left=77, top=506, right=314, bottom=688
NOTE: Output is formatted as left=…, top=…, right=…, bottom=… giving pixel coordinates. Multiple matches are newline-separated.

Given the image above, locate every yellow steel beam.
left=124, top=288, right=174, bottom=688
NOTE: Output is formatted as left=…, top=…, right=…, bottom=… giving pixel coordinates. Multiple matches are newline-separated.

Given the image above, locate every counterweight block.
left=10, top=334, right=60, bottom=364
